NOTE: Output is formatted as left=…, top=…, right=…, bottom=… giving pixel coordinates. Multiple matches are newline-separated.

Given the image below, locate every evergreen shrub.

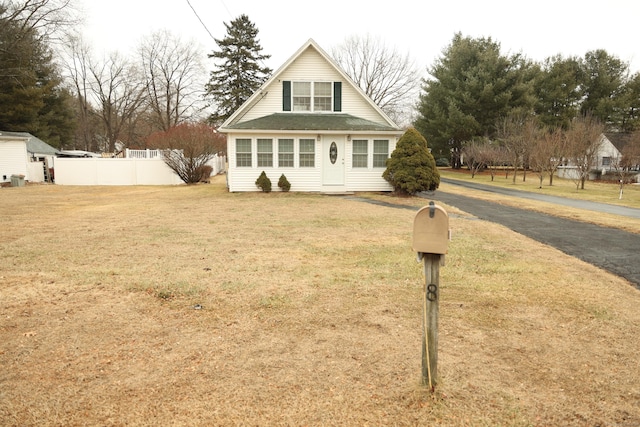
left=255, top=171, right=272, bottom=192
left=382, top=128, right=440, bottom=195
left=278, top=174, right=291, bottom=192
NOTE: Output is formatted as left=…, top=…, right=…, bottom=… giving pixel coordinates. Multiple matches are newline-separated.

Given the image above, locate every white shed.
left=0, top=131, right=59, bottom=184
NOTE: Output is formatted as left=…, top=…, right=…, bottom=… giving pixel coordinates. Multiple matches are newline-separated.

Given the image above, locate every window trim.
left=236, top=138, right=252, bottom=168
left=278, top=138, right=294, bottom=168
left=257, top=138, right=273, bottom=167
left=299, top=138, right=316, bottom=167
left=352, top=139, right=369, bottom=168
left=373, top=139, right=389, bottom=168
left=288, top=81, right=334, bottom=113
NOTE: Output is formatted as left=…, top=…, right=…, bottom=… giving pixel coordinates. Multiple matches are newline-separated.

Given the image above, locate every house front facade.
left=220, top=39, right=403, bottom=192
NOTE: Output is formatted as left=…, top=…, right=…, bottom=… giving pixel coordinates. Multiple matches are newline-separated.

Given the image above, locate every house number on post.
left=412, top=201, right=450, bottom=390
left=329, top=142, right=338, bottom=164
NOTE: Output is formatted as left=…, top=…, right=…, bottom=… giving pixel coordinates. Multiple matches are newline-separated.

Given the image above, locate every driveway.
left=424, top=179, right=640, bottom=290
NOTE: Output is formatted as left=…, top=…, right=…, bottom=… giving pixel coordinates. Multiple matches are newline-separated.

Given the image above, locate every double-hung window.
left=352, top=140, right=368, bottom=168
left=314, top=82, right=332, bottom=112
left=291, top=81, right=333, bottom=112
left=299, top=139, right=315, bottom=167
left=373, top=140, right=389, bottom=168
left=236, top=139, right=252, bottom=167
left=278, top=139, right=294, bottom=167
left=293, top=82, right=311, bottom=111
left=257, top=139, right=273, bottom=167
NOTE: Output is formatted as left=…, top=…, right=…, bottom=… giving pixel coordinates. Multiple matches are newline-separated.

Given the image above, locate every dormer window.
left=283, top=81, right=341, bottom=112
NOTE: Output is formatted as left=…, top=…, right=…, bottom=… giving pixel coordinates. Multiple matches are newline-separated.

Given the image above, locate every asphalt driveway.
left=424, top=179, right=640, bottom=290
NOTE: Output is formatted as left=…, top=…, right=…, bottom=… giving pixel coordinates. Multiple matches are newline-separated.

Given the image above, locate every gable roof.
left=604, top=132, right=633, bottom=153
left=0, top=131, right=60, bottom=155
left=220, top=39, right=400, bottom=131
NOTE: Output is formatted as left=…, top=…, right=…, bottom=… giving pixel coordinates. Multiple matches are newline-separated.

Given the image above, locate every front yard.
left=1, top=176, right=639, bottom=425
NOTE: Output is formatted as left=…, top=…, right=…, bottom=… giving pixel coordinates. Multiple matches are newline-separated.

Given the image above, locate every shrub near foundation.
left=255, top=171, right=272, bottom=192
left=278, top=174, right=291, bottom=192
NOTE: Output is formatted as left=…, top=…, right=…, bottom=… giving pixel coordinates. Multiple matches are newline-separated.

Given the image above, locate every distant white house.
left=219, top=39, right=403, bottom=193
left=557, top=133, right=640, bottom=182
left=0, top=131, right=59, bottom=184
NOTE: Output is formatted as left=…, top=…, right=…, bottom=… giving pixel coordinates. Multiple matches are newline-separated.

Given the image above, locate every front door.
left=322, top=137, right=345, bottom=187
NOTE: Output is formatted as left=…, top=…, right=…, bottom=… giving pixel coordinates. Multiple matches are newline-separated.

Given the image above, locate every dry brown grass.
left=1, top=175, right=639, bottom=426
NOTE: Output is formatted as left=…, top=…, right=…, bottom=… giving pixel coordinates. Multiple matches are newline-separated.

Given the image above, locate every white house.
left=556, top=133, right=640, bottom=181
left=219, top=39, right=403, bottom=193
left=0, top=131, right=59, bottom=184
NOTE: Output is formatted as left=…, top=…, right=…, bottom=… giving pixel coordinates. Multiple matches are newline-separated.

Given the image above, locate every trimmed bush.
left=382, top=128, right=440, bottom=195
left=436, top=157, right=450, bottom=167
left=278, top=174, right=291, bottom=192
left=255, top=171, right=272, bottom=192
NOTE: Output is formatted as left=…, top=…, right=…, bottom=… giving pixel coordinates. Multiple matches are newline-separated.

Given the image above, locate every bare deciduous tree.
left=462, top=137, right=493, bottom=178
left=331, top=34, right=421, bottom=126
left=138, top=29, right=207, bottom=132
left=529, top=126, right=557, bottom=188
left=496, top=114, right=537, bottom=183
left=2, top=0, right=80, bottom=47
left=610, top=131, right=640, bottom=199
left=565, top=113, right=605, bottom=190
left=62, top=35, right=97, bottom=150
left=89, top=52, right=146, bottom=152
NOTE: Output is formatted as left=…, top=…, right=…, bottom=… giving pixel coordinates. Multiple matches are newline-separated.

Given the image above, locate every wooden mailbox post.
left=412, top=201, right=450, bottom=389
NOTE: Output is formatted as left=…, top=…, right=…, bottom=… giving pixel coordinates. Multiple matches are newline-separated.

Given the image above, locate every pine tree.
left=205, top=14, right=272, bottom=125
left=0, top=3, right=76, bottom=148
left=383, top=128, right=440, bottom=195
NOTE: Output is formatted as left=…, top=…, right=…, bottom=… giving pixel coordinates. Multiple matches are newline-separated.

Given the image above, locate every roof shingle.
left=225, top=113, right=399, bottom=132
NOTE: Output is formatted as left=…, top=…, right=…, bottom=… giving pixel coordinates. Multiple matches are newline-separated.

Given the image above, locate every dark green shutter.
left=283, top=81, right=291, bottom=111
left=333, top=82, right=342, bottom=112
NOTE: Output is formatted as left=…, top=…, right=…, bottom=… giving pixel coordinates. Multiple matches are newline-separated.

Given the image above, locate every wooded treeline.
left=414, top=33, right=640, bottom=171
left=3, top=2, right=640, bottom=165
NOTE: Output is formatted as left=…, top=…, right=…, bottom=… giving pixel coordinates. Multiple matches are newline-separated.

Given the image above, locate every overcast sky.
left=80, top=0, right=640, bottom=77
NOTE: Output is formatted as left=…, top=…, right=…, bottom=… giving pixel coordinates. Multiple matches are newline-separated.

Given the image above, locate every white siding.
left=227, top=131, right=396, bottom=192
left=227, top=131, right=322, bottom=192
left=238, top=47, right=385, bottom=124
left=344, top=136, right=395, bottom=192
left=0, top=140, right=29, bottom=183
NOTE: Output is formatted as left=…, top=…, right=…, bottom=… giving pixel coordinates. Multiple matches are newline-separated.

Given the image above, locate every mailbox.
left=412, top=201, right=450, bottom=255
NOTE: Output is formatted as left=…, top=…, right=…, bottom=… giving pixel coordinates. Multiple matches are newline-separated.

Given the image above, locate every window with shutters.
left=314, top=82, right=332, bottom=111
left=293, top=82, right=311, bottom=111
left=285, top=81, right=340, bottom=112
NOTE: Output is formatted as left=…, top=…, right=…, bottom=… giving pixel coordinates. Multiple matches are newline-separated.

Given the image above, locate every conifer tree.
left=205, top=14, right=272, bottom=125
left=383, top=128, right=440, bottom=195
left=0, top=2, right=75, bottom=147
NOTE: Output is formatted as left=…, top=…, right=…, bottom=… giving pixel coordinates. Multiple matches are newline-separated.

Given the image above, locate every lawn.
left=1, top=175, right=639, bottom=426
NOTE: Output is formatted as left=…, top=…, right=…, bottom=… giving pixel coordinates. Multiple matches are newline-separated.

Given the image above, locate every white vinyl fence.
left=54, top=155, right=226, bottom=186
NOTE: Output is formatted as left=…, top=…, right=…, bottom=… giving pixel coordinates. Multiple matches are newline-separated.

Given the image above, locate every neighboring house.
left=599, top=133, right=637, bottom=172
left=219, top=39, right=403, bottom=192
left=557, top=133, right=640, bottom=182
left=0, top=131, right=59, bottom=184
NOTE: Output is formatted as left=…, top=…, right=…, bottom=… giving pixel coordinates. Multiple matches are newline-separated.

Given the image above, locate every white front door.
left=322, top=137, right=345, bottom=187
